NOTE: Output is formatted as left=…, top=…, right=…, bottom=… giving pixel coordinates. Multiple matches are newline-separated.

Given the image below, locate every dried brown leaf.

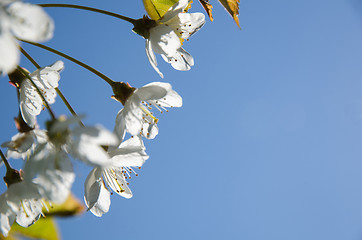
left=218, top=0, right=240, bottom=28
left=199, top=0, right=213, bottom=21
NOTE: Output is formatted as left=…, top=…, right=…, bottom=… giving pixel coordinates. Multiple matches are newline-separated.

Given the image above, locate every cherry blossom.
left=144, top=0, right=205, bottom=77
left=114, top=82, right=182, bottom=140
left=84, top=136, right=148, bottom=217
left=18, top=61, right=64, bottom=128
left=0, top=181, right=45, bottom=237
left=0, top=1, right=54, bottom=74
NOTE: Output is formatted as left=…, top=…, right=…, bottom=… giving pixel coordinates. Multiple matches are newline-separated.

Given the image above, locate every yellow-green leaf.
left=0, top=233, right=18, bottom=240
left=9, top=218, right=60, bottom=240
left=143, top=0, right=179, bottom=20
left=45, top=194, right=85, bottom=217
left=218, top=0, right=240, bottom=28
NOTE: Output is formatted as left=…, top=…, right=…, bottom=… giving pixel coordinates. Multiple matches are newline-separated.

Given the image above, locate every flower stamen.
left=140, top=105, right=159, bottom=123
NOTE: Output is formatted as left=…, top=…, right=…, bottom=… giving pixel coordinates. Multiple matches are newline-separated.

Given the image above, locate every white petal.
left=25, top=147, right=75, bottom=204
left=42, top=88, right=57, bottom=104
left=2, top=132, right=34, bottom=160
left=6, top=129, right=49, bottom=159
left=6, top=182, right=41, bottom=206
left=103, top=169, right=132, bottom=199
left=7, top=2, right=54, bottom=42
left=0, top=194, right=15, bottom=238
left=135, top=83, right=168, bottom=101
left=0, top=212, right=15, bottom=237
left=15, top=183, right=40, bottom=198
left=35, top=168, right=75, bottom=204
left=71, top=125, right=119, bottom=166
left=122, top=102, right=144, bottom=137
left=1, top=0, right=16, bottom=5
left=16, top=199, right=42, bottom=227
left=23, top=143, right=48, bottom=181
left=109, top=138, right=149, bottom=167
left=71, top=141, right=112, bottom=167
left=142, top=121, right=159, bottom=139
left=146, top=39, right=164, bottom=78
left=84, top=168, right=110, bottom=217
left=33, top=129, right=48, bottom=144
left=119, top=135, right=145, bottom=149
left=19, top=79, right=42, bottom=127
left=7, top=130, right=44, bottom=158
left=163, top=89, right=183, bottom=107
left=19, top=105, right=37, bottom=128
left=147, top=83, right=182, bottom=108
left=1, top=133, right=33, bottom=153
left=30, top=60, right=64, bottom=89
left=48, top=60, right=64, bottom=73
left=141, top=82, right=182, bottom=107
left=114, top=109, right=126, bottom=141
left=150, top=25, right=181, bottom=57
left=5, top=150, right=24, bottom=160
left=0, top=32, right=18, bottom=75
left=162, top=47, right=194, bottom=71
left=164, top=12, right=206, bottom=39
left=72, top=125, right=118, bottom=147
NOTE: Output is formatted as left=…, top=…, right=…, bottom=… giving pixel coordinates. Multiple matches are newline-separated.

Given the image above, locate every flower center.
left=140, top=103, right=159, bottom=124
left=47, top=128, right=69, bottom=147
left=102, top=167, right=140, bottom=195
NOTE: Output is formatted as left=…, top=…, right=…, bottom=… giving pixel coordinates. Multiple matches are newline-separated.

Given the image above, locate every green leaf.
left=9, top=218, right=60, bottom=240
left=143, top=0, right=179, bottom=20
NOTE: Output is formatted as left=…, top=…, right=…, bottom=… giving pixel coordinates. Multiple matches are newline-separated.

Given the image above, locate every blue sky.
left=2, top=0, right=362, bottom=239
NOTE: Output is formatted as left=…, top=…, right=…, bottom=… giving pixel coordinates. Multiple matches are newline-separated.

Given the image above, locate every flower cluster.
left=0, top=0, right=204, bottom=237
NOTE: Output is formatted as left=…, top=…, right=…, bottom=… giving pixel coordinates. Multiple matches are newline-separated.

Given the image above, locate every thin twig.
left=39, top=4, right=136, bottom=24
left=19, top=39, right=116, bottom=87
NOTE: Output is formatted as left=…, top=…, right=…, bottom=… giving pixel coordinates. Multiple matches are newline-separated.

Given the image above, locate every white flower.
left=0, top=1, right=54, bottom=75
left=24, top=143, right=75, bottom=204
left=46, top=116, right=119, bottom=166
left=145, top=0, right=205, bottom=78
left=0, top=181, right=44, bottom=237
left=18, top=61, right=64, bottom=128
left=115, top=82, right=182, bottom=140
left=69, top=124, right=119, bottom=167
left=1, top=129, right=47, bottom=160
left=23, top=117, right=119, bottom=203
left=84, top=136, right=149, bottom=217
left=45, top=116, right=119, bottom=167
